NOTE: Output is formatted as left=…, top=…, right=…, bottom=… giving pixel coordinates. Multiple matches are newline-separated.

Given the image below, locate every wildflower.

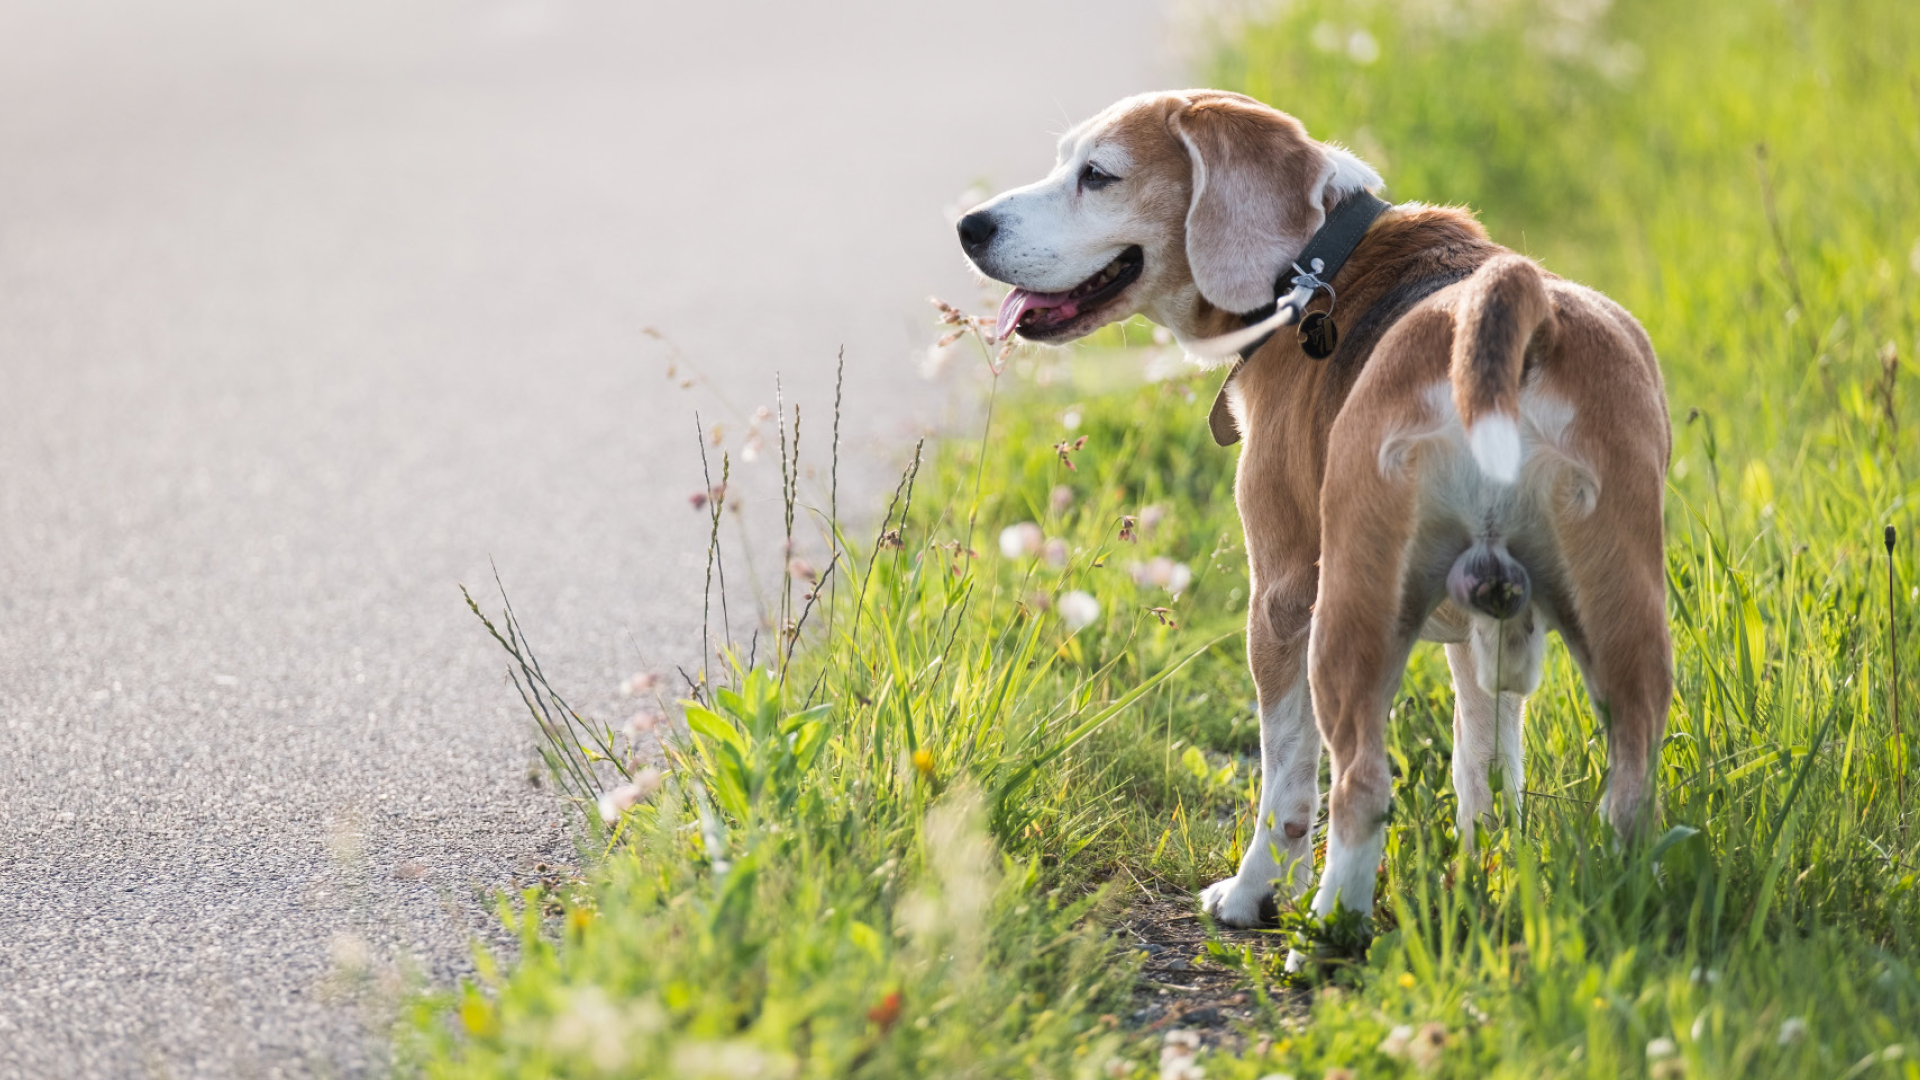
left=688, top=490, right=708, bottom=511
left=1051, top=484, right=1076, bottom=514
left=788, top=557, right=817, bottom=582
left=1159, top=1029, right=1203, bottom=1080
left=1131, top=557, right=1194, bottom=595
left=999, top=522, right=1044, bottom=558
left=623, top=708, right=663, bottom=737
left=740, top=432, right=763, bottom=462
left=1042, top=538, right=1070, bottom=569
left=878, top=528, right=904, bottom=550
left=1148, top=607, right=1178, bottom=628
left=1119, top=515, right=1138, bottom=543
left=867, top=990, right=904, bottom=1031
left=1054, top=435, right=1088, bottom=471
left=1646, top=1037, right=1678, bottom=1061
left=1777, top=1017, right=1807, bottom=1046
left=1398, top=972, right=1416, bottom=989
left=911, top=749, right=935, bottom=778
left=596, top=768, right=665, bottom=824
left=1139, top=503, right=1168, bottom=536
left=1408, top=1023, right=1448, bottom=1071
left=1347, top=29, right=1380, bottom=64
left=1379, top=1025, right=1414, bottom=1059
left=618, top=673, right=659, bottom=697
left=1063, top=406, right=1083, bottom=430
left=1058, top=590, right=1101, bottom=631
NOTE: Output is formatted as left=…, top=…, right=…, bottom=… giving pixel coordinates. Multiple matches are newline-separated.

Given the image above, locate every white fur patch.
left=1321, top=143, right=1384, bottom=198
left=1468, top=414, right=1522, bottom=484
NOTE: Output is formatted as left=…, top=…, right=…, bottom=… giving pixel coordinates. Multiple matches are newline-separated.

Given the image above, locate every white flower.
left=1058, top=590, right=1101, bottom=631
left=1378, top=1025, right=1414, bottom=1059
left=1139, top=503, right=1168, bottom=535
left=597, top=768, right=665, bottom=824
left=999, top=521, right=1044, bottom=558
left=1408, top=1023, right=1448, bottom=1071
left=1160, top=1029, right=1203, bottom=1080
left=1776, top=1017, right=1807, bottom=1046
left=619, top=672, right=659, bottom=696
left=1062, top=407, right=1083, bottom=430
left=623, top=710, right=665, bottom=738
left=1347, top=29, right=1380, bottom=64
left=1131, top=557, right=1194, bottom=595
left=1042, top=538, right=1070, bottom=569
left=1646, top=1037, right=1678, bottom=1060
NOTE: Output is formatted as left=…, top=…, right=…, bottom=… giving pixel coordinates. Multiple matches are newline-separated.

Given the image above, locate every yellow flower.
left=1398, top=972, right=1417, bottom=989
left=912, top=749, right=936, bottom=777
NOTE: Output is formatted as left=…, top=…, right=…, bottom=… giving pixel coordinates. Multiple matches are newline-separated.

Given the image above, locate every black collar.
left=1234, top=189, right=1391, bottom=357
left=1206, top=190, right=1391, bottom=446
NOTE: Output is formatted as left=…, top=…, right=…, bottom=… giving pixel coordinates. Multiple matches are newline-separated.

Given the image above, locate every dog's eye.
left=1079, top=161, right=1118, bottom=192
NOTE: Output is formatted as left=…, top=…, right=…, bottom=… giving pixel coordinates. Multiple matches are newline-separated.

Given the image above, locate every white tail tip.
left=1468, top=414, right=1521, bottom=483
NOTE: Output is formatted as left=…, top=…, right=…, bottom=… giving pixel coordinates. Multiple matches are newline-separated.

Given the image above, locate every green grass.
left=410, top=0, right=1919, bottom=1076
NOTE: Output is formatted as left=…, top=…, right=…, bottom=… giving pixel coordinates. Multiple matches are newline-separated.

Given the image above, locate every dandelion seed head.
left=1776, top=1017, right=1807, bottom=1046
left=1062, top=406, right=1083, bottom=430
left=1646, top=1037, right=1678, bottom=1060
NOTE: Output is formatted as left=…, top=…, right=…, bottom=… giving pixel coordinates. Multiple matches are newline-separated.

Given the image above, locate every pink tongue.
left=996, top=287, right=1076, bottom=341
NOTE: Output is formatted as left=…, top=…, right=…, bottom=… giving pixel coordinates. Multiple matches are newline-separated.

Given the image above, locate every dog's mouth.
left=994, top=246, right=1144, bottom=342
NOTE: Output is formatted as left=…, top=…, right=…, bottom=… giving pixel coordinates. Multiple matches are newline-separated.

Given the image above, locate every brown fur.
left=962, top=91, right=1673, bottom=926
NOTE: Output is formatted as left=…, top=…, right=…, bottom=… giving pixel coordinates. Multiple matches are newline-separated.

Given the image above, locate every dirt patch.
left=1116, top=891, right=1307, bottom=1051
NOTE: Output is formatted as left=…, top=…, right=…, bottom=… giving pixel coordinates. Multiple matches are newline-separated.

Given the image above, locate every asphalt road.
left=0, top=2, right=1169, bottom=1075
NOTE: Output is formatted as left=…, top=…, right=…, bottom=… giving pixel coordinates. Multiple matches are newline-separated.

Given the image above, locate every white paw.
left=1199, top=876, right=1271, bottom=927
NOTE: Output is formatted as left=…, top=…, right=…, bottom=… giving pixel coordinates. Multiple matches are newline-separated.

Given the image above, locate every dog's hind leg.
left=1551, top=430, right=1672, bottom=843
left=1301, top=436, right=1426, bottom=938
left=1200, top=566, right=1319, bottom=927
left=1446, top=638, right=1530, bottom=853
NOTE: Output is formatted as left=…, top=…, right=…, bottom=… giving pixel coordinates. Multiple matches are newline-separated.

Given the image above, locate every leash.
left=1207, top=190, right=1391, bottom=446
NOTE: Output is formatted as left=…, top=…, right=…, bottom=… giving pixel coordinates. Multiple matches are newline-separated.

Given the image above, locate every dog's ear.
left=1171, top=94, right=1372, bottom=315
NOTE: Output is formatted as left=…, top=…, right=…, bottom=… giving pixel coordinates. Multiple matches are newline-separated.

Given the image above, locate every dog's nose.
left=956, top=212, right=998, bottom=258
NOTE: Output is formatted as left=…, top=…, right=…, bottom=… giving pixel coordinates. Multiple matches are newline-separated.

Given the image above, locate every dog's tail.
left=1450, top=254, right=1553, bottom=484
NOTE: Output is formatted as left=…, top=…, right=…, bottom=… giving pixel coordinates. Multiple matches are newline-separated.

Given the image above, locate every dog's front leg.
left=1201, top=573, right=1319, bottom=927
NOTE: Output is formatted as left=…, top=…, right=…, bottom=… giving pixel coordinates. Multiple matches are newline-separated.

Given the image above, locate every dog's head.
left=957, top=90, right=1382, bottom=345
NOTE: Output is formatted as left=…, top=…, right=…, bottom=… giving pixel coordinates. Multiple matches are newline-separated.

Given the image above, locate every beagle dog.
left=957, top=90, right=1671, bottom=937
